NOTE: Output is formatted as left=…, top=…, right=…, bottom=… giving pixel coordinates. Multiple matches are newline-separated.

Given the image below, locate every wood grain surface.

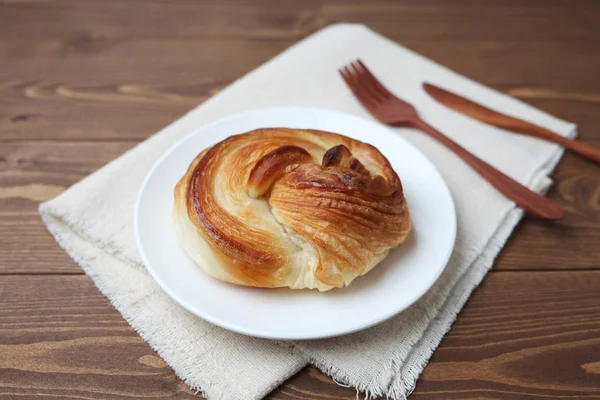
left=1, top=272, right=599, bottom=399
left=1, top=0, right=599, bottom=399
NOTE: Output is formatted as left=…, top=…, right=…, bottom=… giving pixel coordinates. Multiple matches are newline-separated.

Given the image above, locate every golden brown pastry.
left=173, top=128, right=411, bottom=291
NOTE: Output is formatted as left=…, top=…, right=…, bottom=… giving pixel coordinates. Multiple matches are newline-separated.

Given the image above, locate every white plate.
left=134, top=107, right=456, bottom=340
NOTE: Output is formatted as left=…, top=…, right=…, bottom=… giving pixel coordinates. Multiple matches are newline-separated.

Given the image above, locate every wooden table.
left=1, top=1, right=599, bottom=399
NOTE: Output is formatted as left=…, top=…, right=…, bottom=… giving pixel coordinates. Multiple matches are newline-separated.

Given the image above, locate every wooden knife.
left=423, top=82, right=600, bottom=164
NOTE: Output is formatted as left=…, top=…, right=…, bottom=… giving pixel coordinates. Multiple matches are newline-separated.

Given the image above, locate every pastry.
left=173, top=128, right=411, bottom=291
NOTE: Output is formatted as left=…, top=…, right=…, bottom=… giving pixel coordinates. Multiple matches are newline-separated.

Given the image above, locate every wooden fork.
left=339, top=59, right=564, bottom=220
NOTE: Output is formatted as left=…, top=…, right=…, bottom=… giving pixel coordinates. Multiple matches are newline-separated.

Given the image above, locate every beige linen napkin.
left=40, top=24, right=576, bottom=399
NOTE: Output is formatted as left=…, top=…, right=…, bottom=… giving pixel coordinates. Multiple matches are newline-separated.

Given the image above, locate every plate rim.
left=134, top=106, right=457, bottom=340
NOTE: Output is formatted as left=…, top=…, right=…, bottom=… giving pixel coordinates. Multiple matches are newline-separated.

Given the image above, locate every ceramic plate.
left=134, top=107, right=456, bottom=340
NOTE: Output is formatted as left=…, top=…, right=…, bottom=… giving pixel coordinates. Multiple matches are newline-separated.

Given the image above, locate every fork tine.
left=339, top=66, right=378, bottom=109
left=339, top=67, right=362, bottom=100
left=342, top=65, right=376, bottom=104
left=354, top=59, right=395, bottom=99
left=348, top=62, right=386, bottom=104
left=346, top=64, right=384, bottom=106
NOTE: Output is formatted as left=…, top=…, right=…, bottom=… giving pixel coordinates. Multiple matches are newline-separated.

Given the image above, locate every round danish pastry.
left=173, top=128, right=411, bottom=291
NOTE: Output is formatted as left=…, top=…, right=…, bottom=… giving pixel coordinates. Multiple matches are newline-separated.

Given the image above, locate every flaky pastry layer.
left=173, top=128, right=411, bottom=291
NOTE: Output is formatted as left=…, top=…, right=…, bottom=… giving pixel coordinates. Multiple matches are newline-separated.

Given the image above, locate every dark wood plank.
left=412, top=271, right=600, bottom=399
left=1, top=272, right=599, bottom=399
left=0, top=141, right=133, bottom=273
left=1, top=0, right=599, bottom=43
left=497, top=150, right=600, bottom=271
left=0, top=275, right=197, bottom=400
left=2, top=40, right=599, bottom=141
left=2, top=140, right=599, bottom=274
left=0, top=38, right=291, bottom=141
left=1, top=1, right=599, bottom=141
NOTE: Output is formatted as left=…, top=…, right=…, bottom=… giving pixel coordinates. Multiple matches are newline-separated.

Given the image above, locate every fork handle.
left=412, top=118, right=564, bottom=219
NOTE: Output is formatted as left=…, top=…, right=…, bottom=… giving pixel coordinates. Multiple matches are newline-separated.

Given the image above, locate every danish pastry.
left=173, top=128, right=411, bottom=291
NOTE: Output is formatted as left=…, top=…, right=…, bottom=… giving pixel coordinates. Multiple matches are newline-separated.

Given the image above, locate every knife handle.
left=500, top=120, right=600, bottom=164
left=412, top=118, right=564, bottom=220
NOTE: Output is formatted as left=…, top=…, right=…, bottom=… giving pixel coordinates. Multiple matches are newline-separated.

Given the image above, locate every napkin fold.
left=40, top=23, right=576, bottom=400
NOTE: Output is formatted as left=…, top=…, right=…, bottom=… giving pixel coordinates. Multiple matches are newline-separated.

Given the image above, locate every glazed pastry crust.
left=173, top=128, right=411, bottom=291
